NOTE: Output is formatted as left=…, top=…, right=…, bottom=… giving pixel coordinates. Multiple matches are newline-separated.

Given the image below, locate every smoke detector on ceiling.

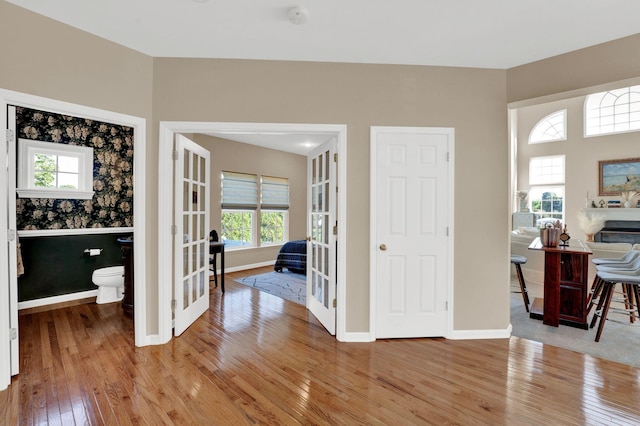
left=288, top=7, right=309, bottom=25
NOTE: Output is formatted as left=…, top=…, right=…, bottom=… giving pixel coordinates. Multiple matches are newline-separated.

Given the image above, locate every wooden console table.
left=528, top=237, right=592, bottom=329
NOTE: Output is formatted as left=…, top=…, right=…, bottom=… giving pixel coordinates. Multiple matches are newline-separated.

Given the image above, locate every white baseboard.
left=339, top=331, right=374, bottom=342
left=448, top=326, right=511, bottom=340
left=18, top=289, right=98, bottom=310
left=222, top=261, right=275, bottom=274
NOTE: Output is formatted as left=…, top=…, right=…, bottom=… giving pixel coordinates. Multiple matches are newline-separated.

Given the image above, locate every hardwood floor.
left=2, top=266, right=640, bottom=424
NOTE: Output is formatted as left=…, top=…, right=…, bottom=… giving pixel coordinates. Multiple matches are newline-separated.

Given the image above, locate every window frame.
left=584, top=84, right=640, bottom=137
left=17, top=138, right=94, bottom=199
left=529, top=186, right=565, bottom=224
left=260, top=209, right=289, bottom=246
left=528, top=109, right=567, bottom=144
left=220, top=208, right=256, bottom=249
left=529, top=155, right=565, bottom=186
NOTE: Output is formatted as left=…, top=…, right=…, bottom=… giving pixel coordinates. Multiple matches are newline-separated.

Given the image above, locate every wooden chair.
left=209, top=230, right=221, bottom=289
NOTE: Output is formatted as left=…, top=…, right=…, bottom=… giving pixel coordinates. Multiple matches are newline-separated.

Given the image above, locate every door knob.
left=379, top=244, right=387, bottom=251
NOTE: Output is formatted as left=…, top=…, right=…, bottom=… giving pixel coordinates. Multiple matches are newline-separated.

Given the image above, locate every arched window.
left=529, top=110, right=567, bottom=144
left=585, top=85, right=640, bottom=136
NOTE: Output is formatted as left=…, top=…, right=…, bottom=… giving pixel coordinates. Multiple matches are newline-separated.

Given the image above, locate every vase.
left=624, top=201, right=632, bottom=208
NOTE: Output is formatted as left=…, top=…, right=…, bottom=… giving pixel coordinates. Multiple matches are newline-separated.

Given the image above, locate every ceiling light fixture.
left=288, top=7, right=309, bottom=25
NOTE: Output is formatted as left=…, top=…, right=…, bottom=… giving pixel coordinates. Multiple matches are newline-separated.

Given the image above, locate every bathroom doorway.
left=0, top=89, right=147, bottom=383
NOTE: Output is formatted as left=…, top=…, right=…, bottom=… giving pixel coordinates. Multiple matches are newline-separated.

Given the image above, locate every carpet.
left=510, top=290, right=640, bottom=368
left=235, top=270, right=306, bottom=305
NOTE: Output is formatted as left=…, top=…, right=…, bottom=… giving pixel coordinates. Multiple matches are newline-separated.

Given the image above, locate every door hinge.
left=446, top=152, right=450, bottom=162
left=171, top=225, right=178, bottom=235
left=445, top=226, right=449, bottom=237
left=9, top=328, right=17, bottom=340
left=445, top=301, right=448, bottom=311
left=334, top=153, right=338, bottom=163
left=6, top=129, right=15, bottom=143
left=7, top=229, right=16, bottom=242
left=172, top=150, right=178, bottom=161
left=333, top=224, right=338, bottom=235
left=333, top=299, right=337, bottom=308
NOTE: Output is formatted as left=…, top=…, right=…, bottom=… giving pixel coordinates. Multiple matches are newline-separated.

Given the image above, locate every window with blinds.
left=221, top=171, right=258, bottom=209
left=261, top=175, right=289, bottom=209
left=221, top=172, right=289, bottom=248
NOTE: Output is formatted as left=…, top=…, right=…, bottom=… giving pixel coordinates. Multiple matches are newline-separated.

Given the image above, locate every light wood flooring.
left=2, top=266, right=640, bottom=424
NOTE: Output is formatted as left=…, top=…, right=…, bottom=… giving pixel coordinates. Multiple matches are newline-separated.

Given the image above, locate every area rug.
left=235, top=271, right=306, bottom=305
left=510, top=290, right=640, bottom=368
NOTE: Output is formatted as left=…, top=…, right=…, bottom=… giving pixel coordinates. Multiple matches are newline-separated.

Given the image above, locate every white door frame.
left=0, top=89, right=148, bottom=390
left=158, top=121, right=348, bottom=342
left=369, top=126, right=455, bottom=339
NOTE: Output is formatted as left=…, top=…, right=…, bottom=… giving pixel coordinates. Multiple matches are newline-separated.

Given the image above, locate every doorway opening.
left=0, top=89, right=147, bottom=390
left=157, top=121, right=348, bottom=341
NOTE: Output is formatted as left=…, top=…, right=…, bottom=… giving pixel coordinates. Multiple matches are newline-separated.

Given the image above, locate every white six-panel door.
left=372, top=127, right=452, bottom=338
left=174, top=134, right=210, bottom=336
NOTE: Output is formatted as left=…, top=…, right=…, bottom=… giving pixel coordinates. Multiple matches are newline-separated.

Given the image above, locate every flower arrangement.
left=576, top=210, right=606, bottom=241
left=620, top=191, right=639, bottom=208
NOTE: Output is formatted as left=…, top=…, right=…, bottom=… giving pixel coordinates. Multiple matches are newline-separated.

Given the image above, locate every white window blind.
left=261, top=176, right=289, bottom=210
left=221, top=171, right=258, bottom=209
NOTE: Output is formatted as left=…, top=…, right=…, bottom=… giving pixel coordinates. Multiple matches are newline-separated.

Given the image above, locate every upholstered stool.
left=510, top=255, right=530, bottom=312
left=588, top=251, right=640, bottom=317
left=590, top=270, right=640, bottom=342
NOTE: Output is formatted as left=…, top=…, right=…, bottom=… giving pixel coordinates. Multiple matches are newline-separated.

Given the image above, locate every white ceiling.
left=203, top=130, right=335, bottom=156
left=8, top=0, right=640, bottom=154
left=7, top=0, right=640, bottom=69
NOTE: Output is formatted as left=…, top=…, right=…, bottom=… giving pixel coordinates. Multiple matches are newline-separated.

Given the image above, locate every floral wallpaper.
left=15, top=106, right=134, bottom=230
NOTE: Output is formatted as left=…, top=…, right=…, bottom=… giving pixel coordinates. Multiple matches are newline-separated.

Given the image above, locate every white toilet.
left=92, top=266, right=125, bottom=304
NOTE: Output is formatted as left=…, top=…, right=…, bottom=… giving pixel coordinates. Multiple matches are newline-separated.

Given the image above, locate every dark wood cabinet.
left=529, top=238, right=591, bottom=329
left=118, top=237, right=134, bottom=318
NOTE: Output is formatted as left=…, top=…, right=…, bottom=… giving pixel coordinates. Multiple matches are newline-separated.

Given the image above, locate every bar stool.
left=587, top=251, right=640, bottom=316
left=590, top=270, right=640, bottom=342
left=510, top=255, right=530, bottom=312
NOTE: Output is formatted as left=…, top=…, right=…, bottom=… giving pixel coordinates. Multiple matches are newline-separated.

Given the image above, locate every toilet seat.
left=93, top=266, right=124, bottom=279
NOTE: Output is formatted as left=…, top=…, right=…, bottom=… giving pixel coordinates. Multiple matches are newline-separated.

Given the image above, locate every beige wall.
left=152, top=58, right=510, bottom=332
left=0, top=2, right=158, bottom=334
left=507, top=33, right=640, bottom=104
left=193, top=134, right=307, bottom=269
left=2, top=2, right=511, bottom=336
left=516, top=95, right=640, bottom=240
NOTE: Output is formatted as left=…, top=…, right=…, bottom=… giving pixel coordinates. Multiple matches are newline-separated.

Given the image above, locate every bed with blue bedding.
left=274, top=240, right=307, bottom=274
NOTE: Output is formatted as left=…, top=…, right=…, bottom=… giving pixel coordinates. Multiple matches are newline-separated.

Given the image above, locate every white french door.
left=6, top=107, right=18, bottom=375
left=307, top=137, right=337, bottom=335
left=173, top=134, right=210, bottom=336
left=372, top=127, right=452, bottom=338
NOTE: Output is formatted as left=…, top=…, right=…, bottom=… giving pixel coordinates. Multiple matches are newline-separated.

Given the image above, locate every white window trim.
left=17, top=138, right=94, bottom=199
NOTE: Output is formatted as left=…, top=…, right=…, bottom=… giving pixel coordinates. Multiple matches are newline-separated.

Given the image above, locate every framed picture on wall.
left=599, top=157, right=640, bottom=195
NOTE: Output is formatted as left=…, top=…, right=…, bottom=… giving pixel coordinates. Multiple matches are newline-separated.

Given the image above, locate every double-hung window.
left=529, top=155, right=565, bottom=224
left=221, top=171, right=290, bottom=249
left=221, top=171, right=258, bottom=248
left=260, top=176, right=289, bottom=245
